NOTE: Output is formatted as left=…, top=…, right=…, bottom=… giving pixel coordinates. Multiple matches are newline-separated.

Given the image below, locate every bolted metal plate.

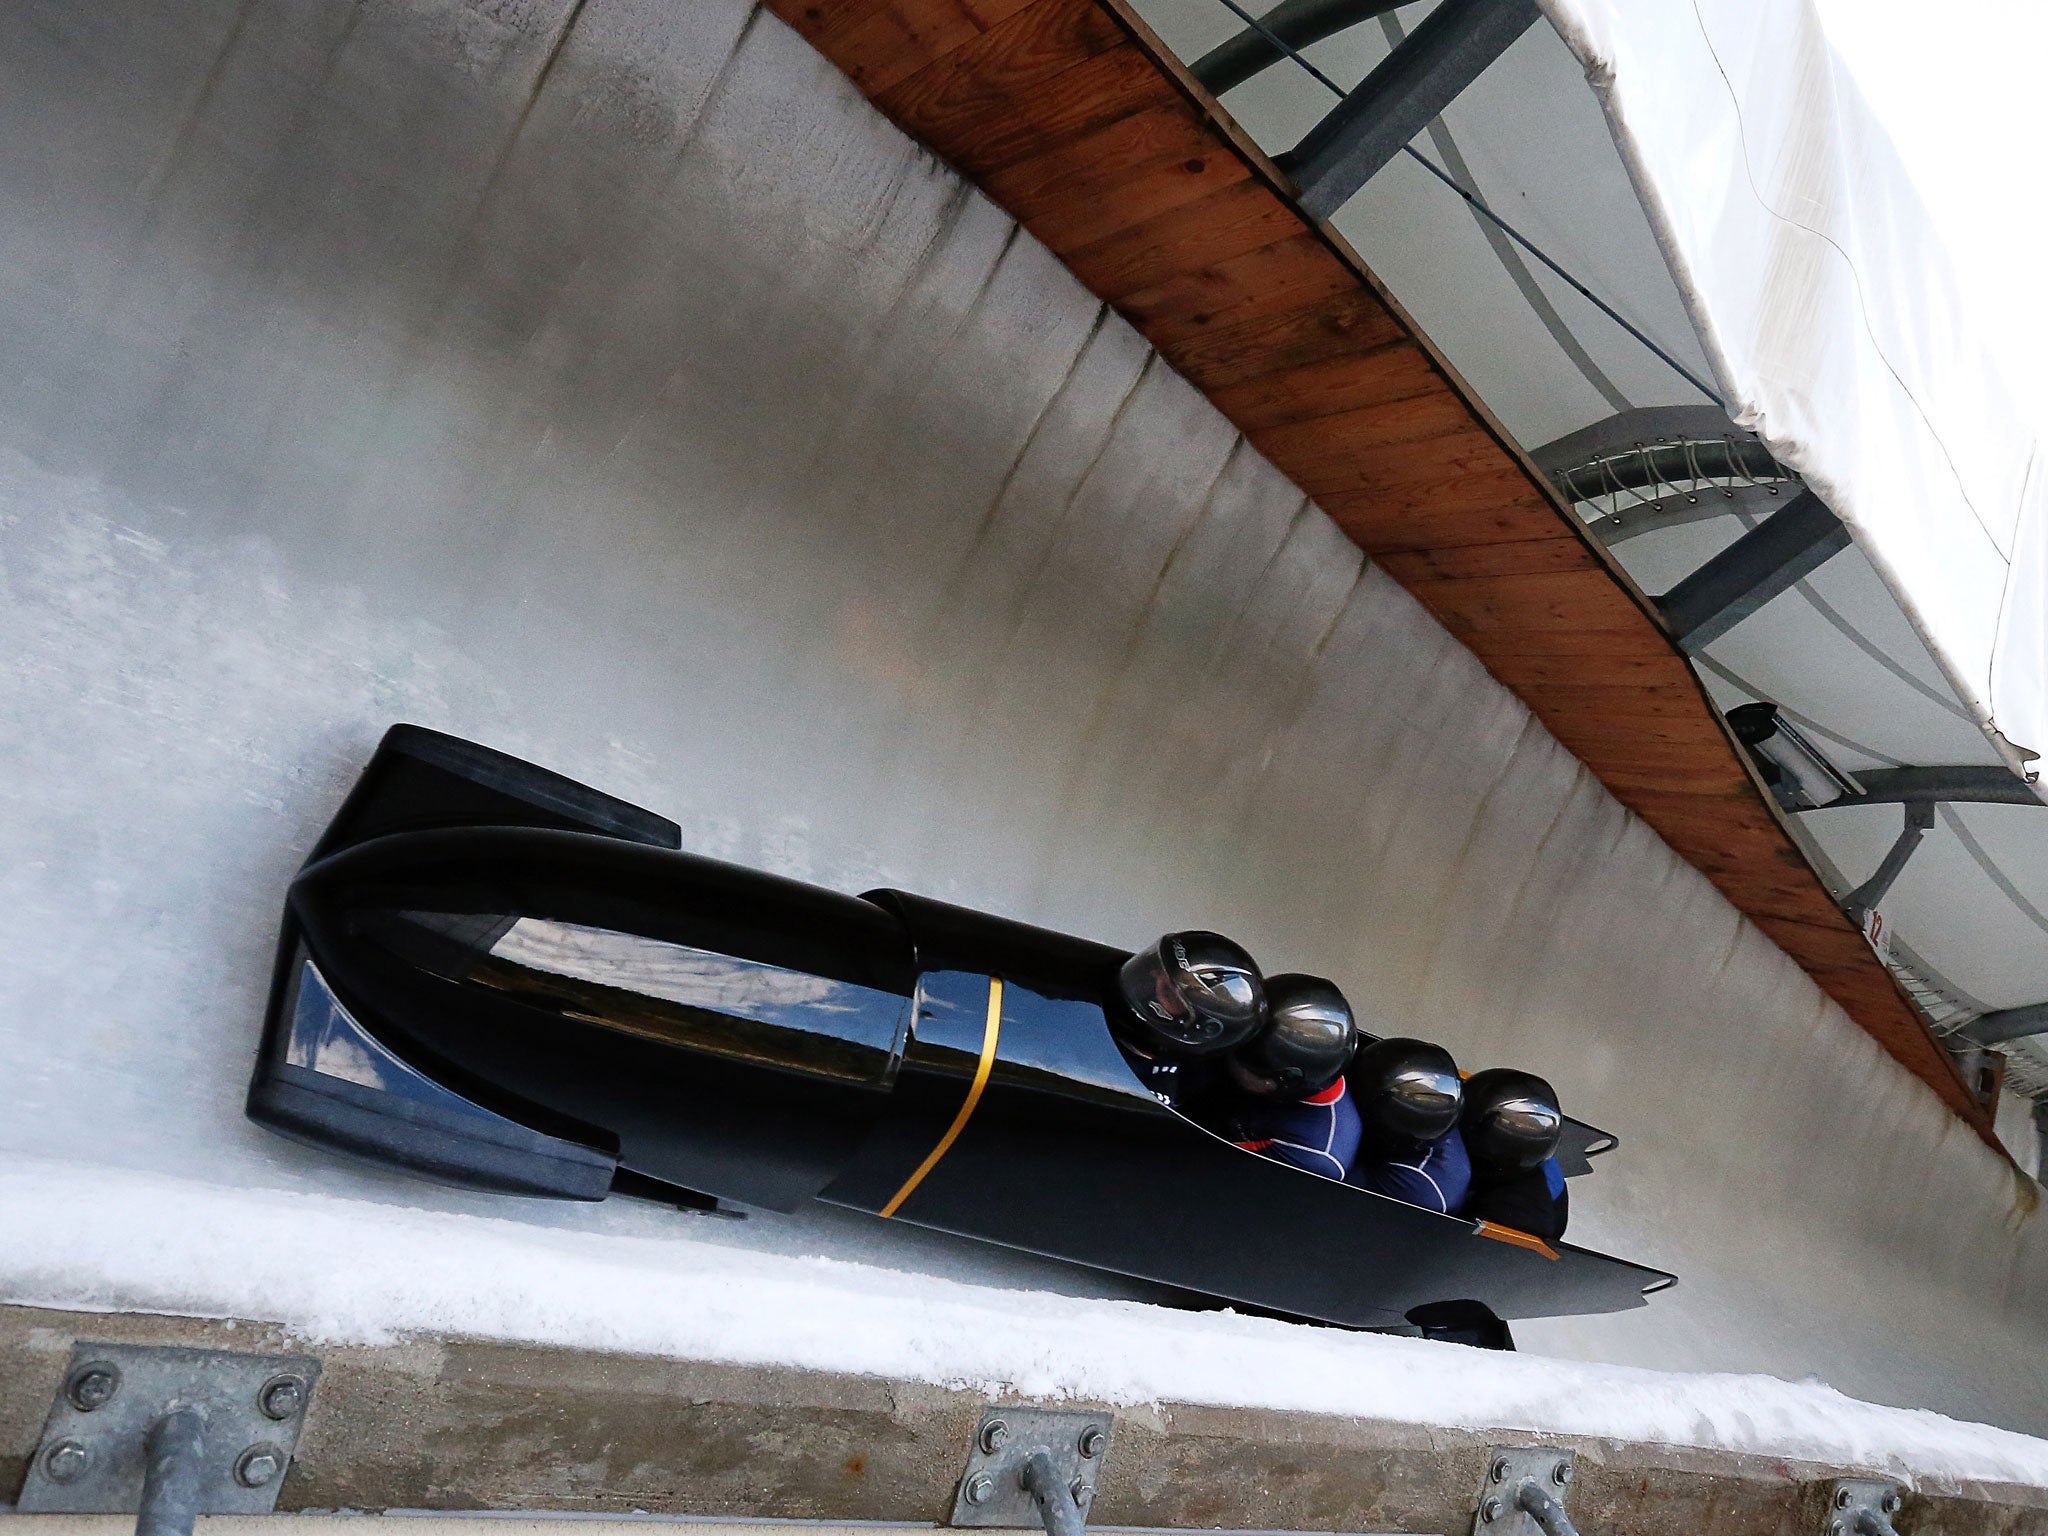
left=1823, top=1479, right=1905, bottom=1536
left=951, top=1407, right=1113, bottom=1529
left=17, top=1342, right=320, bottom=1514
left=1471, top=1447, right=1575, bottom=1536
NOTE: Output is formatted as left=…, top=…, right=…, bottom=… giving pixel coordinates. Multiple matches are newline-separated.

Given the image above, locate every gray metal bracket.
left=951, top=1407, right=1112, bottom=1534
left=1826, top=766, right=2040, bottom=809
left=1656, top=488, right=1851, bottom=651
left=1825, top=1479, right=1905, bottom=1536
left=1841, top=800, right=1936, bottom=926
left=1474, top=1447, right=1578, bottom=1536
left=16, top=1342, right=319, bottom=1524
left=1968, top=999, right=2048, bottom=1044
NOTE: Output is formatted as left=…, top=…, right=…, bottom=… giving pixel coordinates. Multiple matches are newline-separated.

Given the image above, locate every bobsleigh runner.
left=247, top=726, right=1674, bottom=1343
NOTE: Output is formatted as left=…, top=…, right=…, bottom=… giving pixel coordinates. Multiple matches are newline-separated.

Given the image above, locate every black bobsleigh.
left=247, top=725, right=1674, bottom=1333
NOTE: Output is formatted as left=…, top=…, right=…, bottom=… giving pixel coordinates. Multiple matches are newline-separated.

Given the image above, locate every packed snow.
left=5, top=1158, right=2047, bottom=1490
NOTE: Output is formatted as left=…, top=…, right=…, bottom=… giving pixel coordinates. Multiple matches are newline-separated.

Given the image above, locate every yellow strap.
left=880, top=976, right=1003, bottom=1219
left=1474, top=1220, right=1560, bottom=1261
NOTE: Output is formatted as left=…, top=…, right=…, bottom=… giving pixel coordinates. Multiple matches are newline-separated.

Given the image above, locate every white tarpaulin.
left=1540, top=0, right=2048, bottom=784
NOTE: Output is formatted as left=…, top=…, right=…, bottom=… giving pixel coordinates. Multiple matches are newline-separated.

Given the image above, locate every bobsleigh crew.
left=1113, top=932, right=1569, bottom=1241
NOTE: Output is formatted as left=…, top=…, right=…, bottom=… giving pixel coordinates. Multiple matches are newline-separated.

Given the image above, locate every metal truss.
left=1274, top=0, right=1541, bottom=220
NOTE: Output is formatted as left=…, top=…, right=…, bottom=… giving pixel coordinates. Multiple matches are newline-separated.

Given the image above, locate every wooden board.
left=764, top=0, right=1998, bottom=1142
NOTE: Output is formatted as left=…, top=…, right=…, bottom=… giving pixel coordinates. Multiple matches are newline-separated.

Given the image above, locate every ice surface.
left=6, top=1158, right=2047, bottom=1491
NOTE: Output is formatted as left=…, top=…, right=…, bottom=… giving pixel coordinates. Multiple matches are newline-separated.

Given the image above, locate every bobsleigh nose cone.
left=248, top=941, right=618, bottom=1200
left=280, top=822, right=918, bottom=1213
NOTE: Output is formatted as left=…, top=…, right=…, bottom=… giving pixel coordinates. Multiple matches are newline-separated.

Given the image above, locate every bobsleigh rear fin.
left=1554, top=1116, right=1617, bottom=1177
left=308, top=724, right=680, bottom=865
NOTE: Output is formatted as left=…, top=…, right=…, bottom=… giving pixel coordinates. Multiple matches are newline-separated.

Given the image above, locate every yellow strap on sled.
left=1474, top=1220, right=1559, bottom=1260
left=880, top=975, right=1003, bottom=1218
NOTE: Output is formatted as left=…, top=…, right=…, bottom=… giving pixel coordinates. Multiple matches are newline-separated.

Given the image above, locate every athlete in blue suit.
left=1222, top=973, right=1360, bottom=1180
left=1350, top=1119, right=1472, bottom=1215
left=1346, top=1037, right=1472, bottom=1215
left=1230, top=1076, right=1361, bottom=1179
left=1460, top=1068, right=1569, bottom=1240
left=1112, top=930, right=1266, bottom=1124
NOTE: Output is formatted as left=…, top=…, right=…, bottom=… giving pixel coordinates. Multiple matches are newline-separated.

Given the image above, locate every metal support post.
left=1020, top=1449, right=1088, bottom=1536
left=1512, top=1477, right=1581, bottom=1536
left=1474, top=1447, right=1576, bottom=1536
left=18, top=1344, right=318, bottom=1524
left=952, top=1408, right=1111, bottom=1534
left=1841, top=801, right=1935, bottom=925
left=1277, top=0, right=1540, bottom=220
left=136, top=1407, right=208, bottom=1536
left=1656, top=489, right=1850, bottom=651
left=1824, top=1480, right=1904, bottom=1536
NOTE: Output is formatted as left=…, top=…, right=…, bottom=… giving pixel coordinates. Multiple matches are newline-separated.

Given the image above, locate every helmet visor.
left=1117, top=932, right=1265, bottom=1055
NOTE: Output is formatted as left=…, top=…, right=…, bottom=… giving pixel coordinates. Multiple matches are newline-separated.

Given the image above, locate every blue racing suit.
left=1228, top=1079, right=1360, bottom=1181
left=1347, top=1123, right=1472, bottom=1215
left=1120, top=1045, right=1231, bottom=1124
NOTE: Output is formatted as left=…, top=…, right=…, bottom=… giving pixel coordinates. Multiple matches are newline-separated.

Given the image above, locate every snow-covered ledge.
left=5, top=1160, right=2046, bottom=1495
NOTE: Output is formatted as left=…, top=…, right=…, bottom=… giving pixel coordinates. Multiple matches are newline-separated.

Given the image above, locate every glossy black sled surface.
left=248, top=725, right=1675, bottom=1330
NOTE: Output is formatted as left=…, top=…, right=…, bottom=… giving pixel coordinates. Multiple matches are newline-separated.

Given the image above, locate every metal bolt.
left=1882, top=1493, right=1903, bottom=1516
left=1491, top=1458, right=1509, bottom=1484
left=979, top=1418, right=1010, bottom=1455
left=1481, top=1497, right=1503, bottom=1523
left=1071, top=1478, right=1094, bottom=1508
left=965, top=1474, right=995, bottom=1506
left=66, top=1362, right=121, bottom=1413
left=1079, top=1425, right=1106, bottom=1459
left=43, top=1440, right=92, bottom=1485
left=259, top=1374, right=307, bottom=1421
left=1553, top=1462, right=1573, bottom=1487
left=1836, top=1489, right=1856, bottom=1511
left=235, top=1444, right=285, bottom=1489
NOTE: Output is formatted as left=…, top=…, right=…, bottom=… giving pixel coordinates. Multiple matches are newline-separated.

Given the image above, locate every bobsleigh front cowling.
left=250, top=725, right=920, bottom=1211
left=248, top=725, right=1674, bottom=1330
left=268, top=825, right=918, bottom=1212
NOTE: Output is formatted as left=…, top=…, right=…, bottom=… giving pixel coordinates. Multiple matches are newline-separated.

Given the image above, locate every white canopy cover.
left=1540, top=0, right=2048, bottom=787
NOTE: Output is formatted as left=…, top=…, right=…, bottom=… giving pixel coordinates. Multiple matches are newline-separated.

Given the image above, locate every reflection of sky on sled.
left=286, top=962, right=404, bottom=1090
left=490, top=920, right=867, bottom=1019
left=283, top=958, right=525, bottom=1139
left=287, top=1024, right=386, bottom=1090
left=358, top=911, right=908, bottom=1083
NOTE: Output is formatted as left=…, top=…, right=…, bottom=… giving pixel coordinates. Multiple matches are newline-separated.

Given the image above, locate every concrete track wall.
left=6, top=1306, right=2048, bottom=1531
left=1, top=0, right=2044, bottom=1431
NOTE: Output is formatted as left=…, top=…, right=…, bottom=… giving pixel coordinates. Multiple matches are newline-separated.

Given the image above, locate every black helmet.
left=1350, top=1037, right=1463, bottom=1144
left=1117, top=931, right=1265, bottom=1056
left=1228, top=973, right=1356, bottom=1100
left=1461, top=1068, right=1562, bottom=1172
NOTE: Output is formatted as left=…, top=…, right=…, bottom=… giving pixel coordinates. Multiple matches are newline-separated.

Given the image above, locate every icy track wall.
left=0, top=0, right=2043, bottom=1433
